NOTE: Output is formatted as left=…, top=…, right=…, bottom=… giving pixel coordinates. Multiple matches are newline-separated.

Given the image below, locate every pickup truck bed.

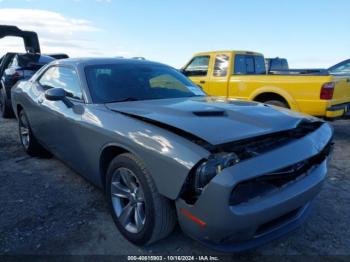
left=229, top=74, right=350, bottom=118
left=269, top=69, right=328, bottom=76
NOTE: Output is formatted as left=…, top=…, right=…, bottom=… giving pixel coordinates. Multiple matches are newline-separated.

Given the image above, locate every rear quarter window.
left=234, top=55, right=246, bottom=74
left=254, top=56, right=266, bottom=74
left=246, top=57, right=255, bottom=74
left=234, top=54, right=266, bottom=75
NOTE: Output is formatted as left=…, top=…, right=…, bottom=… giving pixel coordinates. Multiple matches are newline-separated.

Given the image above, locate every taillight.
left=320, top=82, right=335, bottom=100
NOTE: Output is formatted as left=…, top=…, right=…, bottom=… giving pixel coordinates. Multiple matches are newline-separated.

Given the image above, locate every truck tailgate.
left=332, top=76, right=350, bottom=104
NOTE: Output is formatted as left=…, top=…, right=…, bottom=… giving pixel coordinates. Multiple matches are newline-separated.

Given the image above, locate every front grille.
left=229, top=142, right=332, bottom=206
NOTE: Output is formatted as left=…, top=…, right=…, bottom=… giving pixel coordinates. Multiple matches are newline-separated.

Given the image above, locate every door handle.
left=38, top=98, right=43, bottom=104
left=199, top=80, right=206, bottom=84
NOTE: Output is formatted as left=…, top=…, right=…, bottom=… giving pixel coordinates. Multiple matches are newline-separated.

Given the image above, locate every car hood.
left=106, top=96, right=315, bottom=145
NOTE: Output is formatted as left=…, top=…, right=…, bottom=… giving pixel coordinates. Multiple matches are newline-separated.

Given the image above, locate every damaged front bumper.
left=176, top=123, right=333, bottom=252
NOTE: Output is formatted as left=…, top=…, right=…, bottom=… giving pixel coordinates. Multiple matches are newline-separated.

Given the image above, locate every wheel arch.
left=99, top=144, right=131, bottom=191
left=250, top=87, right=299, bottom=111
left=15, top=104, right=23, bottom=118
left=254, top=92, right=289, bottom=107
left=98, top=139, right=203, bottom=200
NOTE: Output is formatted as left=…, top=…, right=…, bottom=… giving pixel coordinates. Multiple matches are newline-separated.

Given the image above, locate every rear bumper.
left=176, top=123, right=333, bottom=252
left=326, top=102, right=350, bottom=118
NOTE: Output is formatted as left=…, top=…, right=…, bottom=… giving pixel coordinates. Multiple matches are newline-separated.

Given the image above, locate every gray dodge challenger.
left=11, top=58, right=333, bottom=252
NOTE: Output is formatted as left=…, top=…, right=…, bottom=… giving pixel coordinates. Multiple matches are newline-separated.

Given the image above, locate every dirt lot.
left=0, top=117, right=349, bottom=260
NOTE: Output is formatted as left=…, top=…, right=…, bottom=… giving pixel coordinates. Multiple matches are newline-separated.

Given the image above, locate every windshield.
left=85, top=62, right=206, bottom=103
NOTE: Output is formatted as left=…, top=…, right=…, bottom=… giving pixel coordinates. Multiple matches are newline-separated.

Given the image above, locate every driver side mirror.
left=45, top=87, right=65, bottom=101
left=44, top=87, right=73, bottom=108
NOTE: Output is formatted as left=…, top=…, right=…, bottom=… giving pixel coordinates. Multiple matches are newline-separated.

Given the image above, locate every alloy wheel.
left=111, top=167, right=146, bottom=233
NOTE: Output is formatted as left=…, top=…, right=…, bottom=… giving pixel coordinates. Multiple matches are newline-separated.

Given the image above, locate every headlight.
left=194, top=152, right=239, bottom=193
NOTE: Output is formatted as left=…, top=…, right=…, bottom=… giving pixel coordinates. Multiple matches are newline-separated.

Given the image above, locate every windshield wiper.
left=111, top=97, right=140, bottom=103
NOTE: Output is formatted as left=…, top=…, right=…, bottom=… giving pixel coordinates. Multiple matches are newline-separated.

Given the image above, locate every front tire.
left=106, top=153, right=176, bottom=245
left=18, top=109, right=51, bottom=157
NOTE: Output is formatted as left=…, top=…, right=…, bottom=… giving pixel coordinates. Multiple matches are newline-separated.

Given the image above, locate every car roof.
left=51, top=57, right=169, bottom=68
left=1, top=52, right=55, bottom=63
left=14, top=53, right=54, bottom=59
left=194, top=50, right=263, bottom=56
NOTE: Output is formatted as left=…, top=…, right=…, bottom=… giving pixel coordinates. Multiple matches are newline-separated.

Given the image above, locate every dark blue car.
left=0, top=25, right=67, bottom=117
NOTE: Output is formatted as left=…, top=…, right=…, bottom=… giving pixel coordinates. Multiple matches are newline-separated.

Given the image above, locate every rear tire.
left=18, top=109, right=52, bottom=157
left=0, top=87, right=14, bottom=118
left=106, top=153, right=176, bottom=245
left=264, top=99, right=289, bottom=109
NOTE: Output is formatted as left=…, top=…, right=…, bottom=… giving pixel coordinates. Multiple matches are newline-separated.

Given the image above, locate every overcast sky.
left=0, top=0, right=349, bottom=68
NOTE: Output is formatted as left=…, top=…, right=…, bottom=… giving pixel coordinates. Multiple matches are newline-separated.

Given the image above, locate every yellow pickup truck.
left=181, top=50, right=350, bottom=118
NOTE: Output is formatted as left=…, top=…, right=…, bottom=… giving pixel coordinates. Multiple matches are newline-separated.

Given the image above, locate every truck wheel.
left=0, top=88, right=14, bottom=118
left=106, top=153, right=176, bottom=245
left=18, top=109, right=52, bottom=157
left=264, top=100, right=289, bottom=109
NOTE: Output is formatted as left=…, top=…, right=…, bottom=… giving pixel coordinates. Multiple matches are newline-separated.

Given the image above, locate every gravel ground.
left=0, top=117, right=349, bottom=260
